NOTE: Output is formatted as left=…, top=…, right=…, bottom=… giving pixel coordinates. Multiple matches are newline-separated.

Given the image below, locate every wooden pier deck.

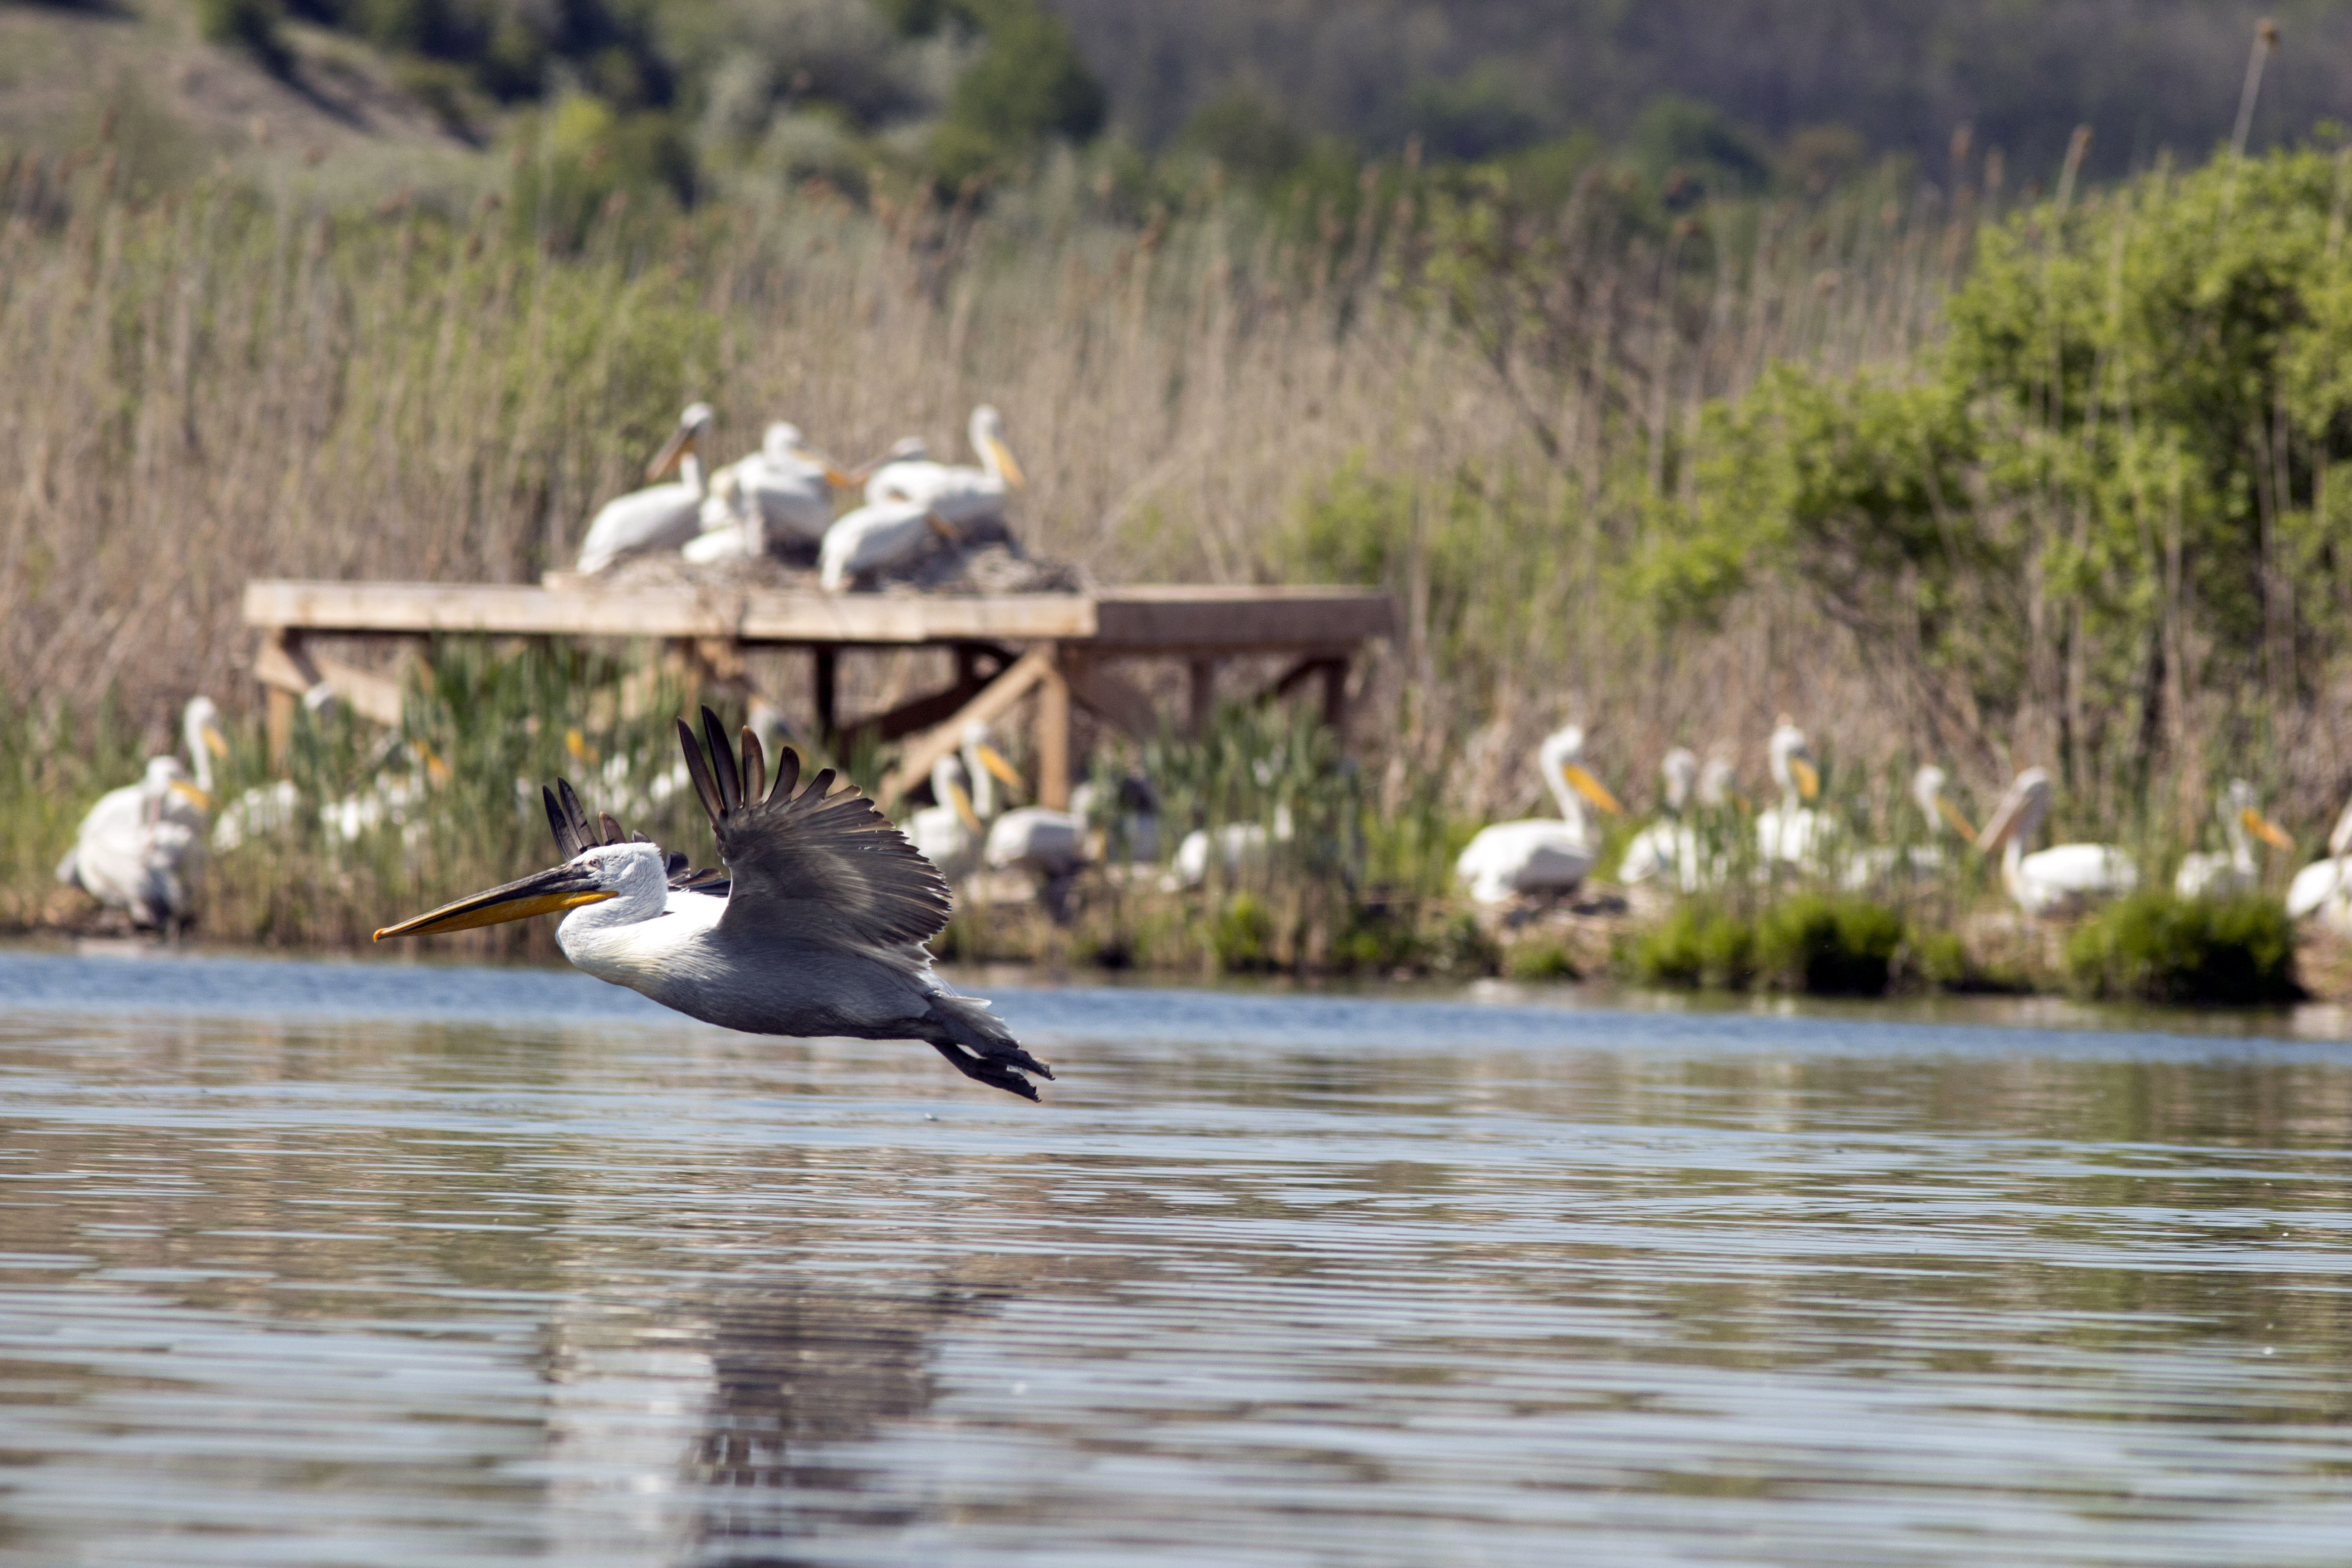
left=243, top=579, right=1396, bottom=808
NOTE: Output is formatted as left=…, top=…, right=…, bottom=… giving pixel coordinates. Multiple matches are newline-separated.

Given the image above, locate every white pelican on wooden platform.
left=577, top=404, right=715, bottom=574
left=1454, top=725, right=1621, bottom=905
left=1841, top=765, right=1977, bottom=891
left=58, top=696, right=227, bottom=930
left=1620, top=748, right=1701, bottom=891
left=2286, top=798, right=2352, bottom=933
left=1976, top=767, right=2138, bottom=918
left=2174, top=779, right=2291, bottom=899
left=373, top=709, right=1051, bottom=1099
left=1755, top=717, right=1823, bottom=870
left=863, top=405, right=1025, bottom=528
left=818, top=500, right=950, bottom=592
left=685, top=421, right=855, bottom=564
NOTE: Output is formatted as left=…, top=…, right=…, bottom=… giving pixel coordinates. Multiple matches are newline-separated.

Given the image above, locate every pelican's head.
left=183, top=696, right=228, bottom=761
left=970, top=404, right=1025, bottom=488
left=2223, top=779, right=2293, bottom=851
left=1977, top=767, right=2053, bottom=854
left=1698, top=755, right=1739, bottom=810
left=1768, top=717, right=1818, bottom=801
left=960, top=721, right=1024, bottom=798
left=372, top=838, right=666, bottom=943
left=1912, top=764, right=1976, bottom=840
left=647, top=402, right=715, bottom=481
left=1660, top=748, right=1699, bottom=813
left=763, top=422, right=806, bottom=461
left=1538, top=725, right=1621, bottom=815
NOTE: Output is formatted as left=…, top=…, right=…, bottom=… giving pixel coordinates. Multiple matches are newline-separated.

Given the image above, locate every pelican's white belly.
left=2011, top=842, right=2137, bottom=917
left=1455, top=819, right=1595, bottom=904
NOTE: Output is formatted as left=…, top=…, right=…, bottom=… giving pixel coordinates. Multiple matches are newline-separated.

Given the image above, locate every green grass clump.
left=1630, top=904, right=1756, bottom=989
left=2066, top=893, right=2302, bottom=1004
left=1756, top=895, right=1904, bottom=995
left=1504, top=937, right=1578, bottom=981
left=1212, top=893, right=1276, bottom=972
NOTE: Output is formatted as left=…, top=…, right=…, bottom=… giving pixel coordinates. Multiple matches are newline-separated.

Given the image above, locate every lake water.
left=4, top=946, right=2352, bottom=1566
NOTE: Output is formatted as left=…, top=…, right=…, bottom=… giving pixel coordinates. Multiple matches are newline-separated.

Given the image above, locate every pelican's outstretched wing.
left=542, top=778, right=728, bottom=895
left=676, top=707, right=951, bottom=948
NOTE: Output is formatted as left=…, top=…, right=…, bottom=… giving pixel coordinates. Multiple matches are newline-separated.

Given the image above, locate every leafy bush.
left=2066, top=893, right=2302, bottom=1005
left=1212, top=892, right=1274, bottom=971
left=1504, top=937, right=1577, bottom=981
left=1630, top=904, right=1755, bottom=990
left=1756, top=895, right=1904, bottom=995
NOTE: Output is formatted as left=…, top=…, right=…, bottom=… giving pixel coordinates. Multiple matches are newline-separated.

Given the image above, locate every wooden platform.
left=243, top=579, right=1395, bottom=808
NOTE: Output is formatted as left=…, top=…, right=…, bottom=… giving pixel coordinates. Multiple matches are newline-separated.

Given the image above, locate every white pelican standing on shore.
left=373, top=709, right=1051, bottom=1099
left=863, top=405, right=1025, bottom=527
left=1841, top=765, right=1977, bottom=890
left=1976, top=767, right=2138, bottom=918
left=2175, top=779, right=2292, bottom=898
left=2286, top=798, right=2352, bottom=933
left=577, top=403, right=715, bottom=573
left=685, top=421, right=855, bottom=564
left=1454, top=725, right=1621, bottom=905
left=1620, top=748, right=1701, bottom=891
left=1755, top=717, right=1824, bottom=870
left=57, top=696, right=227, bottom=930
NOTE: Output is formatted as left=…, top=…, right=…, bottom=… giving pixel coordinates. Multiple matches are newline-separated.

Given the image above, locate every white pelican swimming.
left=577, top=403, right=715, bottom=573
left=862, top=405, right=1025, bottom=528
left=1841, top=764, right=1977, bottom=890
left=818, top=499, right=954, bottom=592
left=1976, top=767, right=2138, bottom=918
left=58, top=696, right=227, bottom=929
left=374, top=709, right=1051, bottom=1100
left=1620, top=748, right=1701, bottom=891
left=684, top=422, right=855, bottom=564
left=1755, top=717, right=1824, bottom=870
left=1453, top=725, right=1622, bottom=905
left=2175, top=779, right=2291, bottom=899
left=2286, top=798, right=2352, bottom=932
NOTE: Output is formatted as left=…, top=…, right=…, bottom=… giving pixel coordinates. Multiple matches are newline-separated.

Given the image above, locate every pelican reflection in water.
left=372, top=709, right=1051, bottom=1099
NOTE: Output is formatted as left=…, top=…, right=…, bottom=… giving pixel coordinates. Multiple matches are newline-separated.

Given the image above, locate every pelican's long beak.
left=646, top=422, right=698, bottom=482
left=1977, top=790, right=2024, bottom=853
left=823, top=463, right=857, bottom=488
left=926, top=511, right=963, bottom=542
left=951, top=780, right=980, bottom=833
left=1790, top=757, right=1820, bottom=801
left=2246, top=807, right=2293, bottom=852
left=1936, top=795, right=1979, bottom=842
left=1564, top=763, right=1621, bottom=814
left=984, top=434, right=1026, bottom=488
left=975, top=744, right=1025, bottom=794
left=201, top=725, right=229, bottom=760
left=169, top=780, right=212, bottom=811
left=372, top=861, right=614, bottom=941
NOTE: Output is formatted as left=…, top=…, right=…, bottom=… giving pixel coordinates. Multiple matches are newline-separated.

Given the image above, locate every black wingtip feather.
left=598, top=811, right=626, bottom=847
left=701, top=706, right=741, bottom=812
left=738, top=727, right=766, bottom=807
left=678, top=717, right=725, bottom=826
left=544, top=785, right=583, bottom=861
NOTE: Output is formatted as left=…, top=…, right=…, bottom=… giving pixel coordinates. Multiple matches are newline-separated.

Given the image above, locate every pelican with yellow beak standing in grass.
left=2174, top=779, right=2293, bottom=898
left=576, top=403, right=715, bottom=574
left=57, top=696, right=227, bottom=931
left=1976, top=767, right=2139, bottom=918
left=372, top=709, right=1052, bottom=1100
left=1755, top=717, right=1824, bottom=871
left=1454, top=724, right=1622, bottom=904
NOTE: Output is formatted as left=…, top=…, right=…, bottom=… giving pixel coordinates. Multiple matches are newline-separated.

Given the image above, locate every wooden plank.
left=254, top=630, right=405, bottom=729
left=1036, top=647, right=1071, bottom=811
left=1090, top=586, right=1394, bottom=652
left=1064, top=655, right=1161, bottom=741
left=877, top=647, right=1056, bottom=806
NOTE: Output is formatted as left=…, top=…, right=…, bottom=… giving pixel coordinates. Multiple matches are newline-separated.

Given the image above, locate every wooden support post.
left=877, top=646, right=1059, bottom=806
left=813, top=646, right=839, bottom=743
left=1320, top=656, right=1349, bottom=729
left=267, top=686, right=297, bottom=770
left=1036, top=644, right=1071, bottom=810
left=1188, top=658, right=1216, bottom=736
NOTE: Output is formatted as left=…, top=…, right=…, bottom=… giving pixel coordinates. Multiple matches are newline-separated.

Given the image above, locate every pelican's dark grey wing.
left=677, top=707, right=951, bottom=948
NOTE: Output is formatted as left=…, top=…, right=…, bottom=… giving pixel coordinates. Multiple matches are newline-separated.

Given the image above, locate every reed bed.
left=3, top=131, right=2345, bottom=974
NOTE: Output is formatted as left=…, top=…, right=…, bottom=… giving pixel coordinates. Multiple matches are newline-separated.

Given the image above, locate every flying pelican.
left=1453, top=725, right=1622, bottom=905
left=576, top=403, right=715, bottom=574
left=818, top=499, right=954, bottom=592
left=373, top=709, right=1051, bottom=1100
left=2174, top=779, right=2292, bottom=899
left=1841, top=765, right=1978, bottom=890
left=2286, top=798, right=2352, bottom=932
left=862, top=405, right=1025, bottom=527
left=1620, top=748, right=1701, bottom=891
left=684, top=422, right=856, bottom=564
left=1755, top=717, right=1824, bottom=870
left=1976, top=767, right=2138, bottom=918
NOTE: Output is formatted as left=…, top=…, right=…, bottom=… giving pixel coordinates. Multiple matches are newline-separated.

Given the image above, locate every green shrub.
left=1330, top=906, right=1423, bottom=973
left=1631, top=904, right=1755, bottom=989
left=200, top=0, right=292, bottom=75
left=2066, top=893, right=2302, bottom=1005
left=1756, top=894, right=1904, bottom=995
left=1504, top=937, right=1577, bottom=981
left=1212, top=892, right=1275, bottom=972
